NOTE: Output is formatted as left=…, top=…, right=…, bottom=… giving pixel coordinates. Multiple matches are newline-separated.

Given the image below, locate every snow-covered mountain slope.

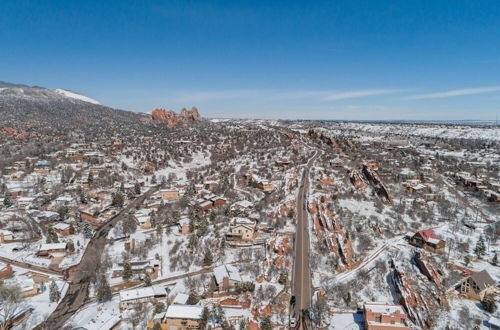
left=54, top=89, right=100, bottom=105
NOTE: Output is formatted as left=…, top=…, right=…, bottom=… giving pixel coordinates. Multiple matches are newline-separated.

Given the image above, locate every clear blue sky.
left=1, top=0, right=500, bottom=120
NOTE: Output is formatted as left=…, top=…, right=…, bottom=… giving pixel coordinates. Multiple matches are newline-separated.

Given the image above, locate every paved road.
left=292, top=151, right=319, bottom=329
left=35, top=186, right=158, bottom=330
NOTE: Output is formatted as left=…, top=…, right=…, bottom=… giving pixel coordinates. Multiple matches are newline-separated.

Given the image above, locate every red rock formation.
left=151, top=107, right=201, bottom=128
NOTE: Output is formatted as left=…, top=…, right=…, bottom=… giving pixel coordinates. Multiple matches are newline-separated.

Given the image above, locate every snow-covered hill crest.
left=54, top=89, right=100, bottom=105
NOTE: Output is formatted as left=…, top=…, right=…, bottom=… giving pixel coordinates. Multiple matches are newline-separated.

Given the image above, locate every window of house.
left=375, top=316, right=382, bottom=322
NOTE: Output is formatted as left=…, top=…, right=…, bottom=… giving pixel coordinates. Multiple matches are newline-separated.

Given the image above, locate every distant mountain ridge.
left=0, top=80, right=203, bottom=137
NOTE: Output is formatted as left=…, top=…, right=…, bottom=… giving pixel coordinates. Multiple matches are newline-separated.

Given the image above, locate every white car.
left=290, top=318, right=297, bottom=328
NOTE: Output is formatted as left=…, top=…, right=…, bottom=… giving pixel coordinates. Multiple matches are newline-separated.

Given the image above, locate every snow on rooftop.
left=364, top=302, right=405, bottom=315
left=164, top=304, right=203, bottom=319
left=119, top=286, right=166, bottom=302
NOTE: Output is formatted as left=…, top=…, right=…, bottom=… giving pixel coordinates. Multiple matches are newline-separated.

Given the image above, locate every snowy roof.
left=53, top=223, right=70, bottom=230
left=213, top=264, right=242, bottom=284
left=234, top=200, right=254, bottom=208
left=234, top=217, right=254, bottom=225
left=119, top=286, right=166, bottom=302
left=39, top=243, right=67, bottom=251
left=489, top=317, right=500, bottom=328
left=173, top=293, right=189, bottom=304
left=470, top=269, right=496, bottom=291
left=427, top=238, right=440, bottom=245
left=165, top=304, right=203, bottom=319
left=364, top=302, right=405, bottom=315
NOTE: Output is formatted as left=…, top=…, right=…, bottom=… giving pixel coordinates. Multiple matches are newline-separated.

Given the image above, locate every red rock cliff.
left=151, top=107, right=201, bottom=128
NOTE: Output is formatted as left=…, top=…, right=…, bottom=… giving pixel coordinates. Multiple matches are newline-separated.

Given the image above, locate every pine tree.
left=239, top=319, right=247, bottom=330
left=3, top=194, right=12, bottom=208
left=260, top=316, right=272, bottom=330
left=144, top=272, right=152, bottom=286
left=123, top=262, right=132, bottom=280
left=97, top=275, right=112, bottom=302
left=154, top=302, right=165, bottom=314
left=49, top=280, right=61, bottom=302
left=493, top=252, right=498, bottom=266
left=134, top=183, right=141, bottom=195
left=187, top=289, right=199, bottom=305
left=199, top=307, right=210, bottom=329
left=475, top=235, right=486, bottom=259
left=482, top=293, right=497, bottom=313
left=112, top=192, right=124, bottom=208
left=203, top=249, right=213, bottom=267
left=87, top=172, right=94, bottom=184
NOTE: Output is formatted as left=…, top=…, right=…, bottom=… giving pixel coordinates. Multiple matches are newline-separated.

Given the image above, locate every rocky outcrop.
left=151, top=107, right=201, bottom=128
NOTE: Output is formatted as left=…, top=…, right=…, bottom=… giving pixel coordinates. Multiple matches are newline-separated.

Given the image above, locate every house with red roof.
left=409, top=229, right=445, bottom=254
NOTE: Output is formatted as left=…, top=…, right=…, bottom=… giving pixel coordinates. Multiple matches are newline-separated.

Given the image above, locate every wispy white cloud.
left=408, top=86, right=500, bottom=100
left=321, top=89, right=400, bottom=101
left=172, top=88, right=401, bottom=102
left=173, top=89, right=259, bottom=102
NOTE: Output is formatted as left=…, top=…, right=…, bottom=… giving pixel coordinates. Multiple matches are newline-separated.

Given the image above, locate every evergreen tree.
left=3, top=194, right=12, bottom=208
left=49, top=280, right=61, bottom=302
left=474, top=235, right=486, bottom=259
left=203, top=249, right=214, bottom=266
left=67, top=240, right=75, bottom=253
left=123, top=262, right=132, bottom=280
left=260, top=316, right=272, bottom=330
left=239, top=319, right=247, bottom=330
left=199, top=306, right=210, bottom=329
left=278, top=271, right=288, bottom=285
left=482, top=293, right=497, bottom=313
left=112, top=192, right=124, bottom=207
left=96, top=275, right=112, bottom=302
left=187, top=289, right=199, bottom=305
left=151, top=174, right=157, bottom=184
left=144, top=272, right=152, bottom=286
left=134, top=183, right=141, bottom=195
left=154, top=302, right=165, bottom=314
left=87, top=172, right=94, bottom=184
left=493, top=252, right=498, bottom=266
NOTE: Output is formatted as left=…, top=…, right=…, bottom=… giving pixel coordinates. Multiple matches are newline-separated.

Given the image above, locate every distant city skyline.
left=1, top=1, right=500, bottom=120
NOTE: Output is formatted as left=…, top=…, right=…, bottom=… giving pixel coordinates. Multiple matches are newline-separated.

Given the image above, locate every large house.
left=36, top=243, right=67, bottom=257
left=460, top=269, right=496, bottom=300
left=363, top=302, right=410, bottom=330
left=226, top=218, right=255, bottom=241
left=408, top=229, right=445, bottom=254
left=149, top=304, right=203, bottom=330
left=212, top=264, right=242, bottom=292
left=119, top=286, right=167, bottom=309
left=160, top=189, right=180, bottom=201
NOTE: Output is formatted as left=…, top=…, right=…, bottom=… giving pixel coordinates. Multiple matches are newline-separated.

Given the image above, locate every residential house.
left=0, top=263, right=13, bottom=279
left=150, top=304, right=203, bottom=330
left=119, top=286, right=167, bottom=309
left=409, top=229, right=445, bottom=254
left=160, top=189, right=180, bottom=201
left=226, top=218, right=255, bottom=241
left=211, top=196, right=227, bottom=208
left=53, top=223, right=72, bottom=236
left=460, top=269, right=496, bottom=300
left=257, top=180, right=274, bottom=191
left=178, top=217, right=192, bottom=235
left=363, top=302, right=410, bottom=330
left=0, top=229, right=14, bottom=243
left=37, top=243, right=67, bottom=257
left=212, top=264, right=242, bottom=291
